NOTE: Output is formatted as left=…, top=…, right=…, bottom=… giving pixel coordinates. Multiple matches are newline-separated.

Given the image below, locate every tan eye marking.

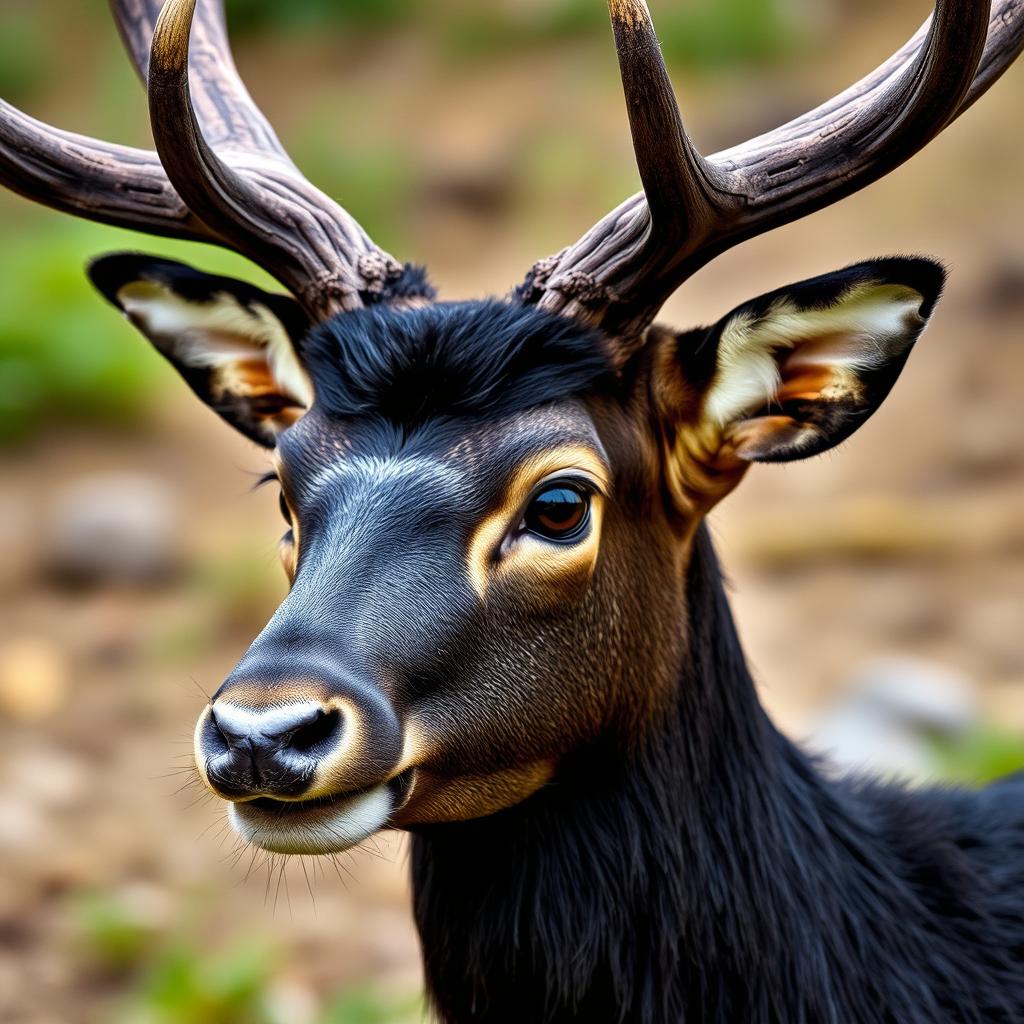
left=466, top=444, right=610, bottom=600
left=279, top=530, right=297, bottom=582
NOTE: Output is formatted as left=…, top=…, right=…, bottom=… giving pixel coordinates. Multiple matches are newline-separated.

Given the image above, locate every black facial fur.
left=302, top=301, right=618, bottom=426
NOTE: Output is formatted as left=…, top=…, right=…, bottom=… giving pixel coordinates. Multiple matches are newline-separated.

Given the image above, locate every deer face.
left=90, top=252, right=944, bottom=854
left=224, top=400, right=660, bottom=846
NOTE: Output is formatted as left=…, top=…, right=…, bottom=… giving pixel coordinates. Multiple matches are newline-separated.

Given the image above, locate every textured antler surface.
left=110, top=0, right=288, bottom=158
left=0, top=100, right=214, bottom=241
left=523, top=0, right=1024, bottom=337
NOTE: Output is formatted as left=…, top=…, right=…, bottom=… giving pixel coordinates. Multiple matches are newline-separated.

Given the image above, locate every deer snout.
left=195, top=674, right=404, bottom=803
left=194, top=671, right=409, bottom=854
left=197, top=701, right=340, bottom=799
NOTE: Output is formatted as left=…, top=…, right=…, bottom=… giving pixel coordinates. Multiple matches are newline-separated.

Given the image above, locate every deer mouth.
left=227, top=770, right=414, bottom=854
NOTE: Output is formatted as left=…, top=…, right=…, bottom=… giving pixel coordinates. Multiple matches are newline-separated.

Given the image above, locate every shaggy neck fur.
left=410, top=527, right=1024, bottom=1024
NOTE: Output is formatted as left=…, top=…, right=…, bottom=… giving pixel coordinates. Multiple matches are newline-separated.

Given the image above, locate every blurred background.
left=0, top=0, right=1021, bottom=1020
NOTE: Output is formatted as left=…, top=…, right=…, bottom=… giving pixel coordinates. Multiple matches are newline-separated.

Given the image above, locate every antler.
left=521, top=0, right=1024, bottom=338
left=146, top=0, right=406, bottom=317
left=0, top=102, right=212, bottom=244
left=0, top=0, right=404, bottom=320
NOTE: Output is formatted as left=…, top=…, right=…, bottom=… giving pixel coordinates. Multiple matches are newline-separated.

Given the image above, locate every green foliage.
left=426, top=0, right=801, bottom=68
left=320, top=986, right=424, bottom=1024
left=224, top=0, right=804, bottom=70
left=120, top=940, right=278, bottom=1024
left=226, top=0, right=417, bottom=34
left=0, top=218, right=281, bottom=446
left=74, top=890, right=162, bottom=973
left=125, top=951, right=423, bottom=1024
left=438, top=0, right=606, bottom=58
left=72, top=887, right=421, bottom=1024
left=657, top=0, right=803, bottom=69
left=929, top=727, right=1024, bottom=787
left=0, top=9, right=47, bottom=101
left=147, top=616, right=224, bottom=665
left=0, top=224, right=159, bottom=444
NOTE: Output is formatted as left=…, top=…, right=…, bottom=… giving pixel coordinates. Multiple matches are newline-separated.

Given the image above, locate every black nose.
left=201, top=702, right=343, bottom=799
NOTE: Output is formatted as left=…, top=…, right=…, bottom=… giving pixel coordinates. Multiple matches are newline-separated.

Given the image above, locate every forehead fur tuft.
left=301, top=301, right=616, bottom=423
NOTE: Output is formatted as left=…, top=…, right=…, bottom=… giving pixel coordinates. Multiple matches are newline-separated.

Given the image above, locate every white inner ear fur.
left=704, top=282, right=925, bottom=426
left=116, top=281, right=313, bottom=407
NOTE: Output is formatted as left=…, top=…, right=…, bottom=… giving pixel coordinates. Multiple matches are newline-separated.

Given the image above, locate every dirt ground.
left=0, top=5, right=1022, bottom=1022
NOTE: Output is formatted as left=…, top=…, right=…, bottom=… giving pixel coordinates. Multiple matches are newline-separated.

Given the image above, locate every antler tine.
left=961, top=0, right=1024, bottom=107
left=148, top=0, right=403, bottom=319
left=525, top=0, right=1023, bottom=337
left=722, top=0, right=991, bottom=240
left=109, top=0, right=288, bottom=160
left=606, top=0, right=737, bottom=241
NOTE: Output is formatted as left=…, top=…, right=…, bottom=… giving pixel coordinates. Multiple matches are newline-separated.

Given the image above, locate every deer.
left=3, top=0, right=1024, bottom=1020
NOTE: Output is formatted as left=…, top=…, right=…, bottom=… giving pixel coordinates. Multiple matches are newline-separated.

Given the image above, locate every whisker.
left=273, top=858, right=287, bottom=916
left=300, top=856, right=317, bottom=912
left=242, top=845, right=264, bottom=885
left=187, top=675, right=213, bottom=703
left=264, top=853, right=277, bottom=906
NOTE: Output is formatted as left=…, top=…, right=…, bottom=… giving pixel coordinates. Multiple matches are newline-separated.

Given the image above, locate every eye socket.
left=523, top=483, right=591, bottom=542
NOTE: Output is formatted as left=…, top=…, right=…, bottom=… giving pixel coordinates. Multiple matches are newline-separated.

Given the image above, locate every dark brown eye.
left=524, top=485, right=590, bottom=542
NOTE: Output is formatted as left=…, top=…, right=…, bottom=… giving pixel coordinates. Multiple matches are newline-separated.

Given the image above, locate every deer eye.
left=523, top=483, right=590, bottom=542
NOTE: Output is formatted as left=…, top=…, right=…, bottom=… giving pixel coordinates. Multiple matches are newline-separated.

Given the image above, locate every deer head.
left=2, top=0, right=1020, bottom=855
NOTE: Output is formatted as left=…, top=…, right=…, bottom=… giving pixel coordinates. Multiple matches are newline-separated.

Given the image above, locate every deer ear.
left=671, top=257, right=946, bottom=465
left=88, top=253, right=314, bottom=447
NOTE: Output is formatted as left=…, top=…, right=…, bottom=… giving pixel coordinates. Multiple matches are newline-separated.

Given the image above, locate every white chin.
left=227, top=785, right=392, bottom=855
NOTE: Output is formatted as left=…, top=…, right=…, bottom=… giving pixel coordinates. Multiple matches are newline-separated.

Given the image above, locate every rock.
left=7, top=747, right=85, bottom=807
left=804, top=656, right=977, bottom=783
left=266, top=981, right=317, bottom=1024
left=0, top=794, right=48, bottom=850
left=976, top=257, right=1024, bottom=318
left=45, top=473, right=179, bottom=584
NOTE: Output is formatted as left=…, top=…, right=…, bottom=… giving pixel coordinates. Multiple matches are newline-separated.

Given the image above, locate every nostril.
left=289, top=708, right=341, bottom=755
left=203, top=709, right=232, bottom=757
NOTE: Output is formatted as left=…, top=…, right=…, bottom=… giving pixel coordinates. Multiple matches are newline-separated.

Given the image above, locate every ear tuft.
left=87, top=253, right=313, bottom=446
